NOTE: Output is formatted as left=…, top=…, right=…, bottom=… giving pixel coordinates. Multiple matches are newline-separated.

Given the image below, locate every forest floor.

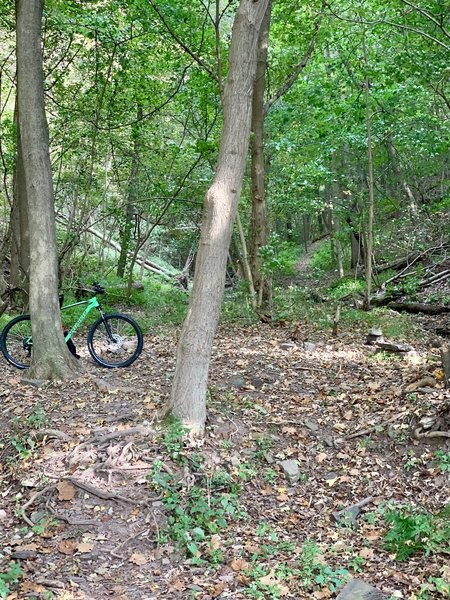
left=1, top=310, right=450, bottom=599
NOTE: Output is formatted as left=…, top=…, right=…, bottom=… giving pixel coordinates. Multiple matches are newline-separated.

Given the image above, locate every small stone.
left=304, top=420, right=319, bottom=433
left=278, top=459, right=300, bottom=485
left=336, top=579, right=388, bottom=599
left=303, top=342, right=317, bottom=352
left=263, top=451, right=274, bottom=464
left=0, top=509, right=8, bottom=522
left=322, top=435, right=334, bottom=448
left=229, top=376, right=245, bottom=389
left=230, top=456, right=241, bottom=467
left=250, top=378, right=264, bottom=390
left=30, top=510, right=47, bottom=524
left=279, top=342, right=297, bottom=351
left=332, top=505, right=361, bottom=526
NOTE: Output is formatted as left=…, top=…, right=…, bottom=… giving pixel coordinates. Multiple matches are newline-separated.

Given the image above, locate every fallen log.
left=386, top=302, right=450, bottom=315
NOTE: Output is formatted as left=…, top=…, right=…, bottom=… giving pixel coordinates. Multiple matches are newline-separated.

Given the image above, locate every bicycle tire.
left=1, top=314, right=32, bottom=369
left=87, top=313, right=143, bottom=368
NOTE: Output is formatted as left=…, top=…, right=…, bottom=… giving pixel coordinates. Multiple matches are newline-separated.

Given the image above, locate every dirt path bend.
left=295, top=237, right=329, bottom=272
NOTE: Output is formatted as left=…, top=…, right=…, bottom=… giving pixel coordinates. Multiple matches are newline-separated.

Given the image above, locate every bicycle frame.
left=62, top=296, right=103, bottom=342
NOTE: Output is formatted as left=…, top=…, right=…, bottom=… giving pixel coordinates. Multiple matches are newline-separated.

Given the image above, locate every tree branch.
left=398, top=0, right=450, bottom=40
left=265, top=0, right=326, bottom=114
left=148, top=0, right=218, bottom=81
left=327, top=8, right=450, bottom=52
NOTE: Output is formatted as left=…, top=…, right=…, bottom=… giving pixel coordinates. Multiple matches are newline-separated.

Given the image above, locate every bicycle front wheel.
left=87, top=313, right=143, bottom=368
left=1, top=314, right=32, bottom=369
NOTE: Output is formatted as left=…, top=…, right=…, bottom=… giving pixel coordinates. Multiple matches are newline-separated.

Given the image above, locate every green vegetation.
left=434, top=451, right=450, bottom=473
left=7, top=406, right=47, bottom=463
left=383, top=504, right=450, bottom=560
left=148, top=421, right=246, bottom=562
left=0, top=562, right=23, bottom=599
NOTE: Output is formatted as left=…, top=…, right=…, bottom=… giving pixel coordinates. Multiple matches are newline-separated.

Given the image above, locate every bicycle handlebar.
left=92, top=282, right=105, bottom=294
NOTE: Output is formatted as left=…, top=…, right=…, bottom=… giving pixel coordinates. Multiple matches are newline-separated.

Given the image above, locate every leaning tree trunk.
left=249, top=0, right=272, bottom=312
left=16, top=0, right=79, bottom=380
left=165, top=0, right=270, bottom=435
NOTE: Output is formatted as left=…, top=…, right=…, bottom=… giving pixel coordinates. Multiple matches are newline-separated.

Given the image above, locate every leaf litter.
left=0, top=319, right=449, bottom=599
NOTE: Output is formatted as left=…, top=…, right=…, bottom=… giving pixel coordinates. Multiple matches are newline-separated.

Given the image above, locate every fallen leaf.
left=281, top=426, right=297, bottom=435
left=359, top=547, right=374, bottom=559
left=209, top=534, right=222, bottom=550
left=236, top=573, right=251, bottom=585
left=316, top=452, right=328, bottom=463
left=20, top=582, right=46, bottom=594
left=56, top=480, right=76, bottom=501
left=259, top=570, right=289, bottom=596
left=129, top=552, right=148, bottom=565
left=77, top=542, right=93, bottom=553
left=231, top=558, right=250, bottom=572
left=211, top=581, right=227, bottom=597
left=170, top=579, right=186, bottom=591
left=57, top=540, right=77, bottom=555
left=259, top=570, right=277, bottom=586
left=313, top=589, right=332, bottom=599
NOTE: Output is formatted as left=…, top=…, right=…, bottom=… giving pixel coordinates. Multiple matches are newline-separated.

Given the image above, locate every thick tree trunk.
left=16, top=0, right=79, bottom=379
left=249, top=0, right=272, bottom=311
left=165, top=0, right=270, bottom=435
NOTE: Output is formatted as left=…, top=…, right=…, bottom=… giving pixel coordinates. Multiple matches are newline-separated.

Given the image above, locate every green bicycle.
left=0, top=285, right=143, bottom=369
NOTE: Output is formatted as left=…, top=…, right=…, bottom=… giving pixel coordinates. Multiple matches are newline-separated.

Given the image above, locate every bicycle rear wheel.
left=87, top=313, right=143, bottom=368
left=1, top=314, right=32, bottom=369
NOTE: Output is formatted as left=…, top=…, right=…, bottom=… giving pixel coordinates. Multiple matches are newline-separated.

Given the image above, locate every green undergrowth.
left=271, top=286, right=419, bottom=340
left=382, top=503, right=450, bottom=561
left=0, top=562, right=23, bottom=599
left=148, top=421, right=380, bottom=598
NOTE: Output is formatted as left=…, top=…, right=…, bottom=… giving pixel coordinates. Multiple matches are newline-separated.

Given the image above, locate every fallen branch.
left=47, top=505, right=97, bottom=526
left=386, top=302, right=450, bottom=315
left=110, top=527, right=150, bottom=559
left=30, top=429, right=72, bottom=443
left=64, top=477, right=138, bottom=503
left=20, top=484, right=56, bottom=527
left=420, top=269, right=450, bottom=288
left=65, top=477, right=160, bottom=506
left=347, top=411, right=409, bottom=439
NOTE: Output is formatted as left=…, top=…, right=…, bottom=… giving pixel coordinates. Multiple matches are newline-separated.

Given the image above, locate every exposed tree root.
left=414, top=427, right=450, bottom=439
left=347, top=411, right=409, bottom=440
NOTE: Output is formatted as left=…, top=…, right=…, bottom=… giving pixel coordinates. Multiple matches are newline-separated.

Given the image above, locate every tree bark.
left=10, top=104, right=30, bottom=307
left=330, top=153, right=344, bottom=278
left=165, top=0, right=270, bottom=435
left=16, top=0, right=79, bottom=379
left=363, top=32, right=374, bottom=310
left=249, top=0, right=272, bottom=311
left=386, top=133, right=418, bottom=215
left=117, top=105, right=142, bottom=279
